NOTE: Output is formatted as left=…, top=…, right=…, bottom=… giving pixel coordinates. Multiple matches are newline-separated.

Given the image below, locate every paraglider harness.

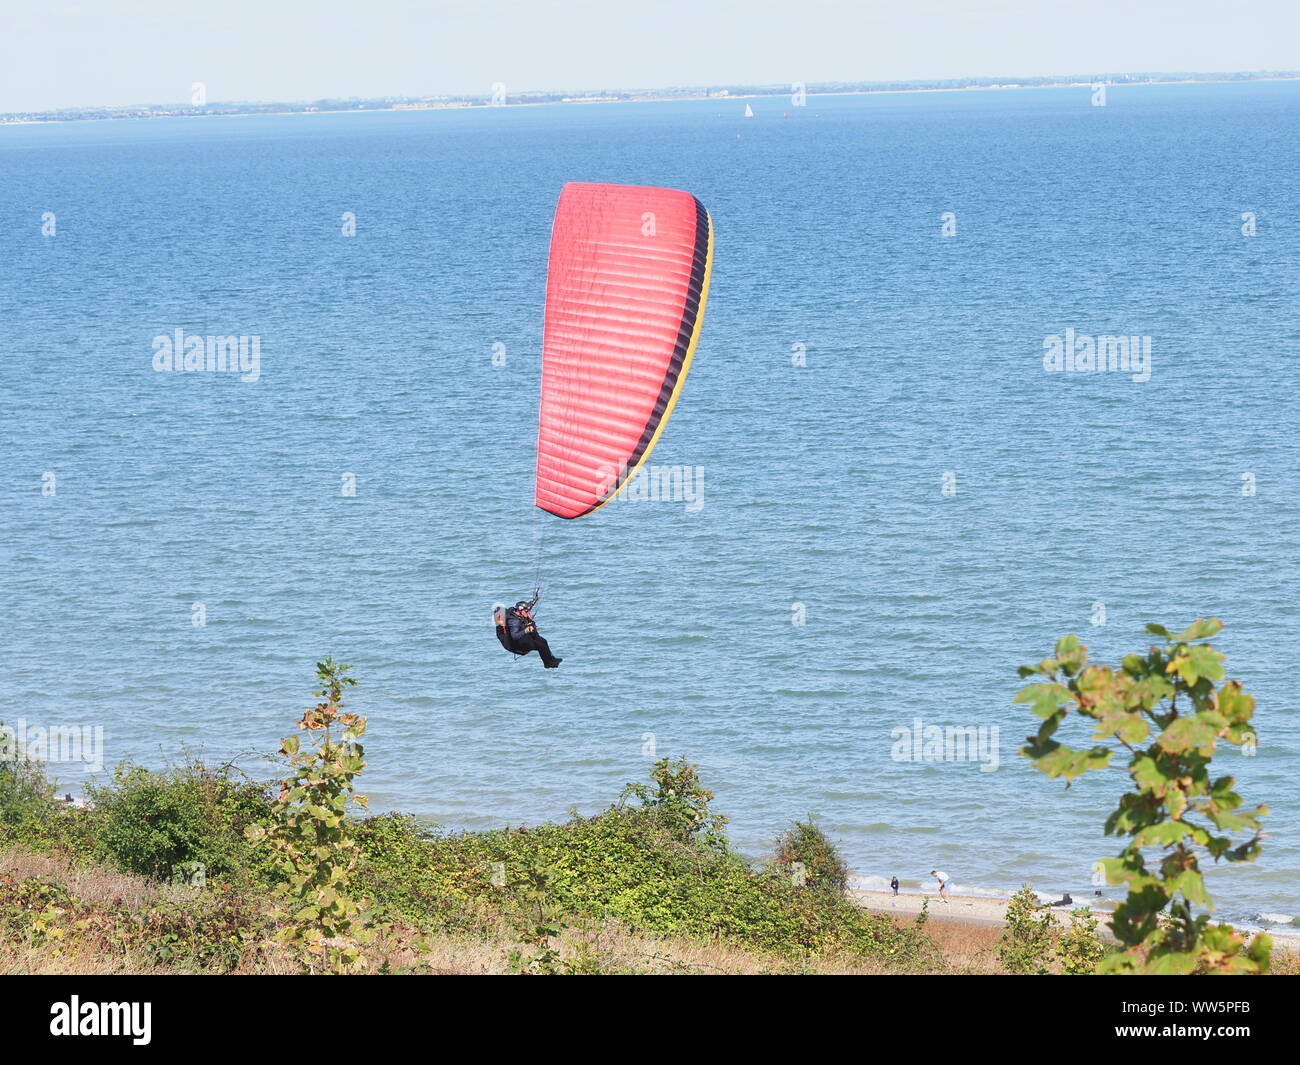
left=494, top=592, right=539, bottom=658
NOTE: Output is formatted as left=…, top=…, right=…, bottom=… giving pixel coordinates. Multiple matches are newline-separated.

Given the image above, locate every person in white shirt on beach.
left=930, top=869, right=950, bottom=902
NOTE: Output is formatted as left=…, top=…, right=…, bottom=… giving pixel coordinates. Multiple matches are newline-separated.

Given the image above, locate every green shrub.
left=355, top=805, right=932, bottom=964
left=134, top=891, right=265, bottom=971
left=0, top=805, right=97, bottom=859
left=85, top=761, right=276, bottom=888
left=998, top=886, right=1058, bottom=974
left=770, top=818, right=850, bottom=894
left=618, top=757, right=729, bottom=848
left=0, top=732, right=56, bottom=827
left=1057, top=907, right=1108, bottom=975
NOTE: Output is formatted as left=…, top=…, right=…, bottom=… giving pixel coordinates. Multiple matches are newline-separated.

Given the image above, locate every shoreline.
left=851, top=887, right=1032, bottom=927
left=5, top=74, right=1299, bottom=127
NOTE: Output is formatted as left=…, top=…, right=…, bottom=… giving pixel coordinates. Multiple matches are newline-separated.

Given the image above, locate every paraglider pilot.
left=505, top=592, right=562, bottom=668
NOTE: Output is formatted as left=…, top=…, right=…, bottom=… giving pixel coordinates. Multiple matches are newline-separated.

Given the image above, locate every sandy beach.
left=851, top=889, right=1022, bottom=927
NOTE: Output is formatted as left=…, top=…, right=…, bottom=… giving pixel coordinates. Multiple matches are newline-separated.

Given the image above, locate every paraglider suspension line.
left=531, top=506, right=544, bottom=597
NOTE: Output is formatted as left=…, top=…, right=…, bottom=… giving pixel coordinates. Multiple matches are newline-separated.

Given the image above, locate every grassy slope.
left=0, top=846, right=954, bottom=975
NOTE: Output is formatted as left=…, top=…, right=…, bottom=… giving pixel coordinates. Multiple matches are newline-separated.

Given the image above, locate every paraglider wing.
left=535, top=182, right=713, bottom=519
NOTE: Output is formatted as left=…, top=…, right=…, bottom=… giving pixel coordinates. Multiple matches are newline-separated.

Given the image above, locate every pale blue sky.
left=2, top=0, right=1298, bottom=111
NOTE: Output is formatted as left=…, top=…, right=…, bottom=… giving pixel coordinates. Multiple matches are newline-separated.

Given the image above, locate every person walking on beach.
left=890, top=876, right=899, bottom=907
left=930, top=869, right=950, bottom=902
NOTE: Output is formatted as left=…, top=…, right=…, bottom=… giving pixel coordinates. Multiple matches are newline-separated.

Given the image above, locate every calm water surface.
left=3, top=81, right=1298, bottom=927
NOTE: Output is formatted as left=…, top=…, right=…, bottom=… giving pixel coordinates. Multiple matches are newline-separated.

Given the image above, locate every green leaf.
left=1172, top=618, right=1223, bottom=643
left=1215, top=680, right=1255, bottom=723
left=1165, top=788, right=1188, bottom=821
left=1135, top=821, right=1192, bottom=846
left=1075, top=665, right=1112, bottom=692
left=1187, top=644, right=1225, bottom=682
left=1031, top=744, right=1110, bottom=781
left=1129, top=675, right=1175, bottom=709
left=1170, top=870, right=1211, bottom=907
left=1145, top=950, right=1200, bottom=975
left=1167, top=654, right=1198, bottom=685
left=1055, top=634, right=1081, bottom=656
left=1096, top=857, right=1130, bottom=886
left=1158, top=715, right=1218, bottom=756
left=1129, top=755, right=1170, bottom=795
left=1205, top=807, right=1258, bottom=833
left=1013, top=682, right=1074, bottom=719
left=1089, top=695, right=1149, bottom=744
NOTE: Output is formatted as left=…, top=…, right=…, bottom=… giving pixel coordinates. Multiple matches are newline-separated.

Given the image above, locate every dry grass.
left=917, top=916, right=1006, bottom=973
left=0, top=945, right=181, bottom=975
left=0, top=848, right=196, bottom=910
left=0, top=928, right=920, bottom=976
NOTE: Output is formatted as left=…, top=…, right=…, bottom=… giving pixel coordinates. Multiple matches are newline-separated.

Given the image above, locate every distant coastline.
left=4, top=69, right=1298, bottom=126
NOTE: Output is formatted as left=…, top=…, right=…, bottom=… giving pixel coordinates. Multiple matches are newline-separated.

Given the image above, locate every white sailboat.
left=743, top=103, right=754, bottom=118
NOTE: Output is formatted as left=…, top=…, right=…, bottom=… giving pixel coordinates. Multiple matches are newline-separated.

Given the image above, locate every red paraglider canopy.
left=534, top=182, right=713, bottom=519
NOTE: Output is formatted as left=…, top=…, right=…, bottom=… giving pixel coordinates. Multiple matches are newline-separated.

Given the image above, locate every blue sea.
left=3, top=81, right=1298, bottom=931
